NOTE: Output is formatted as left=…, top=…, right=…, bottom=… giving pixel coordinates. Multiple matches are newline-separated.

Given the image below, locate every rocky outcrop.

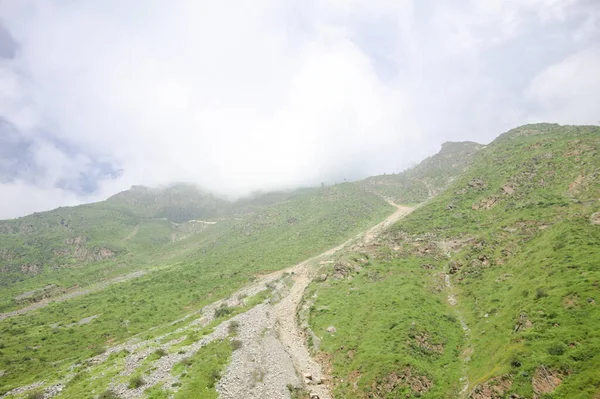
left=371, top=367, right=432, bottom=397
left=19, top=264, right=40, bottom=275
left=65, top=236, right=87, bottom=245
left=469, top=375, right=513, bottom=399
left=532, top=366, right=562, bottom=398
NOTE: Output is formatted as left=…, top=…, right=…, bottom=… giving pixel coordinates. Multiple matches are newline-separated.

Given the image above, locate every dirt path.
left=0, top=270, right=147, bottom=321
left=272, top=200, right=413, bottom=399
left=444, top=272, right=473, bottom=398
left=123, top=225, right=140, bottom=242
left=2, top=200, right=415, bottom=399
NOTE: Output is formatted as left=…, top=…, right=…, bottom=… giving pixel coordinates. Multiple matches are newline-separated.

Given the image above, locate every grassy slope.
left=308, top=254, right=464, bottom=398
left=361, top=141, right=483, bottom=204
left=309, top=124, right=600, bottom=398
left=0, top=183, right=392, bottom=392
left=0, top=185, right=312, bottom=312
left=0, top=187, right=219, bottom=311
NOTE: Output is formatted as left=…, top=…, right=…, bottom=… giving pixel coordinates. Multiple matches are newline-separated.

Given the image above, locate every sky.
left=0, top=0, right=599, bottom=219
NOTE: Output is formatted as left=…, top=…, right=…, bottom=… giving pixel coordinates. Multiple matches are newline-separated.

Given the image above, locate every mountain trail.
left=123, top=225, right=140, bottom=242
left=0, top=270, right=147, bottom=321
left=268, top=200, right=413, bottom=399
left=444, top=271, right=473, bottom=398
left=2, top=200, right=414, bottom=399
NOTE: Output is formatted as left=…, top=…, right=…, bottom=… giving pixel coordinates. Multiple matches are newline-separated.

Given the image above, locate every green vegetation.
left=128, top=375, right=145, bottom=389
left=53, top=349, right=130, bottom=398
left=309, top=124, right=600, bottom=398
left=361, top=141, right=483, bottom=204
left=308, top=256, right=464, bottom=398
left=0, top=183, right=308, bottom=311
left=2, top=122, right=598, bottom=398
left=171, top=339, right=232, bottom=399
left=0, top=183, right=392, bottom=392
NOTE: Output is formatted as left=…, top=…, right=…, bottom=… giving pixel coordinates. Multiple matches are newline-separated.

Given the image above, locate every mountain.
left=307, top=123, right=600, bottom=398
left=0, top=183, right=223, bottom=307
left=0, top=181, right=394, bottom=394
left=360, top=140, right=484, bottom=204
left=105, top=183, right=230, bottom=222
left=0, top=123, right=598, bottom=399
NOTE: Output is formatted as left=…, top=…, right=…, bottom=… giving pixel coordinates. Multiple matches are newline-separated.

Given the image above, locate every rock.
left=326, top=326, right=337, bottom=334
left=532, top=366, right=562, bottom=396
left=310, top=395, right=320, bottom=399
left=502, top=185, right=515, bottom=195
left=315, top=274, right=328, bottom=282
left=303, top=373, right=313, bottom=380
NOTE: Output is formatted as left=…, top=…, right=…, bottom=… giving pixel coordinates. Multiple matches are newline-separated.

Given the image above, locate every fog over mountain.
left=0, top=0, right=599, bottom=218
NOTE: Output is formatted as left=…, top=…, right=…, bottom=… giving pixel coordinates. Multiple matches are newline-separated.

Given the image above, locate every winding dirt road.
left=1, top=200, right=415, bottom=399
left=273, top=200, right=413, bottom=399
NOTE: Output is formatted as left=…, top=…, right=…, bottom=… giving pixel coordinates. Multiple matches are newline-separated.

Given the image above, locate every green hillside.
left=0, top=184, right=221, bottom=312
left=1, top=123, right=598, bottom=399
left=308, top=124, right=600, bottom=398
left=105, top=183, right=230, bottom=222
left=0, top=183, right=392, bottom=392
left=0, top=184, right=314, bottom=312
left=361, top=141, right=484, bottom=204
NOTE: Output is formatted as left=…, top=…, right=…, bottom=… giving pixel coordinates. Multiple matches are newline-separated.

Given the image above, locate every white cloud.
left=526, top=47, right=600, bottom=124
left=0, top=0, right=598, bottom=218
left=0, top=181, right=86, bottom=219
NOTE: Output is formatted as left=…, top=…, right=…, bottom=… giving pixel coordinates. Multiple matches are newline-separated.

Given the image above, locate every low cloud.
left=0, top=0, right=598, bottom=218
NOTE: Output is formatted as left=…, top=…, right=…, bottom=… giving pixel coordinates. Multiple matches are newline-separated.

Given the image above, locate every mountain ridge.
left=0, top=123, right=598, bottom=398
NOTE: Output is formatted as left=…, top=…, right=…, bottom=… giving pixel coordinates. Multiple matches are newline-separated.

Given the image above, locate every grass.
left=361, top=141, right=484, bottom=204
left=3, top=123, right=597, bottom=398
left=128, top=375, right=145, bottom=389
left=308, top=124, right=600, bottom=398
left=171, top=339, right=232, bottom=399
left=308, top=256, right=464, bottom=398
left=0, top=183, right=393, bottom=392
left=52, top=349, right=130, bottom=398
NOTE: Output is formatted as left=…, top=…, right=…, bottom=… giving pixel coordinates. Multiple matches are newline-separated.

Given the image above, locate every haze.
left=1, top=0, right=599, bottom=219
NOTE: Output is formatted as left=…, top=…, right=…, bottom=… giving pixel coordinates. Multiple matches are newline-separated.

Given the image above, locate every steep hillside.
left=1, top=123, right=598, bottom=399
left=0, top=183, right=393, bottom=393
left=0, top=184, right=222, bottom=312
left=105, top=183, right=230, bottom=222
left=0, top=184, right=310, bottom=312
left=307, top=124, right=600, bottom=398
left=361, top=141, right=484, bottom=204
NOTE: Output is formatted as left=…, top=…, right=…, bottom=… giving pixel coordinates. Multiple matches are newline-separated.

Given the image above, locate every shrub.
left=228, top=320, right=240, bottom=335
left=535, top=288, right=548, bottom=300
left=128, top=375, right=145, bottom=389
left=180, top=357, right=193, bottom=367
left=153, top=348, right=167, bottom=358
left=207, top=369, right=221, bottom=388
left=548, top=344, right=565, bottom=356
left=214, top=304, right=233, bottom=318
left=231, top=339, right=243, bottom=351
left=98, top=390, right=120, bottom=399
